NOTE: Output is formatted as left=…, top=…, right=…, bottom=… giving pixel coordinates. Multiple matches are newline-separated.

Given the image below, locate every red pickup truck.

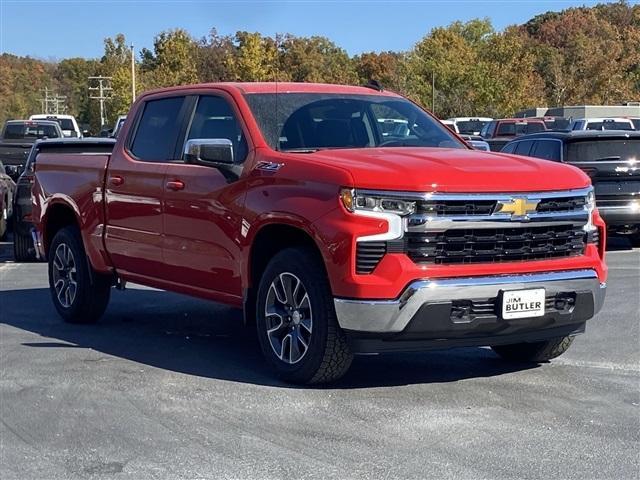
left=32, top=82, right=607, bottom=384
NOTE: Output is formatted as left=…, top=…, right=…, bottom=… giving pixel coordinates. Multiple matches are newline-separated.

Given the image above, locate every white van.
left=29, top=114, right=82, bottom=138
left=569, top=117, right=634, bottom=131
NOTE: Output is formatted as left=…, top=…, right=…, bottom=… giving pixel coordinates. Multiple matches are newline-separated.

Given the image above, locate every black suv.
left=501, top=131, right=640, bottom=246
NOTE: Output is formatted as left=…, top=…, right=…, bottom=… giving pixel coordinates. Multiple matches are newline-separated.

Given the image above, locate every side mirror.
left=184, top=139, right=234, bottom=167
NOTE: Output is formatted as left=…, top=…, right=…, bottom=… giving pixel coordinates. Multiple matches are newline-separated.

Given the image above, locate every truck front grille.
left=406, top=224, right=586, bottom=265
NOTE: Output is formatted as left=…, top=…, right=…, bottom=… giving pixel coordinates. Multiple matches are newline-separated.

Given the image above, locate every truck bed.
left=33, top=139, right=116, bottom=269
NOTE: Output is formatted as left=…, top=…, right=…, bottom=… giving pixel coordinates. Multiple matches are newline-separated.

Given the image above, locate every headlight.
left=340, top=188, right=416, bottom=216
left=584, top=188, right=596, bottom=232
left=586, top=189, right=596, bottom=213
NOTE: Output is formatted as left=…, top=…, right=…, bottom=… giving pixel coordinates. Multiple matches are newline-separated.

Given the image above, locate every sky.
left=0, top=0, right=633, bottom=60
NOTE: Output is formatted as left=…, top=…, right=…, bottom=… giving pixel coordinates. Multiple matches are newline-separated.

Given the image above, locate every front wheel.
left=256, top=247, right=353, bottom=384
left=491, top=336, right=574, bottom=363
left=48, top=226, right=112, bottom=323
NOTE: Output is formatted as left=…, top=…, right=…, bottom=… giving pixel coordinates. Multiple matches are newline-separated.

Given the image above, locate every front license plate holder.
left=500, top=288, right=545, bottom=320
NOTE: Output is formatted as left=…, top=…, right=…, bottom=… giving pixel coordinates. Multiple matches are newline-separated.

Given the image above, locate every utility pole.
left=130, top=44, right=136, bottom=103
left=88, top=76, right=113, bottom=128
left=432, top=72, right=435, bottom=114
left=38, top=87, right=67, bottom=115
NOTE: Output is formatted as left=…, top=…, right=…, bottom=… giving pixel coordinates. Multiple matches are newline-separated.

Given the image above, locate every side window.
left=186, top=96, right=248, bottom=163
left=130, top=96, right=186, bottom=161
left=501, top=142, right=516, bottom=154
left=531, top=140, right=561, bottom=161
left=514, top=140, right=534, bottom=156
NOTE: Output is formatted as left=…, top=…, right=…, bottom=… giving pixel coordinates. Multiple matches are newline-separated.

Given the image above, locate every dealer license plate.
left=501, top=288, right=545, bottom=319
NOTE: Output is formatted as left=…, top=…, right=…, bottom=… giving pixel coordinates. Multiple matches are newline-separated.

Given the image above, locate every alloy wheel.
left=264, top=272, right=313, bottom=364
left=52, top=243, right=78, bottom=308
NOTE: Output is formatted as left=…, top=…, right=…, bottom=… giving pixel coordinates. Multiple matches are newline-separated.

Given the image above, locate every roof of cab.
left=141, top=82, right=403, bottom=98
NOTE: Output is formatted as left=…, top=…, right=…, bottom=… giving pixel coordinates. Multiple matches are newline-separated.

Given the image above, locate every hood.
left=296, top=147, right=590, bottom=193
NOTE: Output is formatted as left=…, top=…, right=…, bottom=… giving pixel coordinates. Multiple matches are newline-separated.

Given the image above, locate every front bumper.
left=334, top=269, right=605, bottom=352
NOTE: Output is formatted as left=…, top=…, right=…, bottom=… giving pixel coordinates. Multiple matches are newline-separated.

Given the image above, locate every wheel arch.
left=243, top=221, right=329, bottom=325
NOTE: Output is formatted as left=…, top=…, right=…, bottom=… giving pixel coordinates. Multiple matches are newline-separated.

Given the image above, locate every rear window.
left=130, top=97, right=185, bottom=161
left=497, top=122, right=545, bottom=137
left=585, top=121, right=633, bottom=131
left=3, top=123, right=60, bottom=139
left=455, top=120, right=489, bottom=135
left=566, top=139, right=640, bottom=162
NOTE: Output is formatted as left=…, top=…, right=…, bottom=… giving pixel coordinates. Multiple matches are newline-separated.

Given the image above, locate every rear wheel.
left=48, top=226, right=112, bottom=323
left=630, top=232, right=640, bottom=249
left=0, top=202, right=7, bottom=240
left=491, top=336, right=574, bottom=363
left=256, top=247, right=353, bottom=384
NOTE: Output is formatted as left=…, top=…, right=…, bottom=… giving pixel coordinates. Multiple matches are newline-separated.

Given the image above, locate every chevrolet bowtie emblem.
left=497, top=197, right=540, bottom=218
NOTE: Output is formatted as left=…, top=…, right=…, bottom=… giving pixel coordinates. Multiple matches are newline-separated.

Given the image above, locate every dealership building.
left=515, top=103, right=640, bottom=119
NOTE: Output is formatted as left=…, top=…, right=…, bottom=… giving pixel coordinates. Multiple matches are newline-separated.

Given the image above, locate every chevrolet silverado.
left=32, top=83, right=607, bottom=383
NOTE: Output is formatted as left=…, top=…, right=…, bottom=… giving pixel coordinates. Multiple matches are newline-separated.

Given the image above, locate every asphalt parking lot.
left=0, top=237, right=638, bottom=480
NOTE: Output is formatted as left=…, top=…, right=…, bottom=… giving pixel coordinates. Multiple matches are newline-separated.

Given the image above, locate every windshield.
left=566, top=139, right=640, bottom=162
left=244, top=93, right=465, bottom=151
left=455, top=120, right=488, bottom=135
left=585, top=121, right=633, bottom=131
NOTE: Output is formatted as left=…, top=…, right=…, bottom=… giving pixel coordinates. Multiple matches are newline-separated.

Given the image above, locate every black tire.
left=0, top=201, right=7, bottom=241
left=48, top=226, right=112, bottom=324
left=13, top=230, right=36, bottom=262
left=256, top=247, right=353, bottom=384
left=630, top=233, right=640, bottom=249
left=491, top=336, right=574, bottom=363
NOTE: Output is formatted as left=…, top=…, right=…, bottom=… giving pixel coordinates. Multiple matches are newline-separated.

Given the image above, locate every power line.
left=38, top=87, right=67, bottom=115
left=88, top=76, right=113, bottom=127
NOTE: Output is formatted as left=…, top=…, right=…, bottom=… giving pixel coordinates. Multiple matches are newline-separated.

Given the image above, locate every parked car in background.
left=29, top=114, right=82, bottom=138
left=12, top=138, right=116, bottom=261
left=440, top=119, right=459, bottom=134
left=112, top=115, right=127, bottom=138
left=501, top=130, right=640, bottom=246
left=460, top=134, right=490, bottom=151
left=0, top=160, right=17, bottom=239
left=480, top=118, right=547, bottom=151
left=529, top=116, right=571, bottom=130
left=32, top=82, right=606, bottom=384
left=568, top=117, right=634, bottom=131
left=0, top=120, right=63, bottom=181
left=447, top=117, right=492, bottom=136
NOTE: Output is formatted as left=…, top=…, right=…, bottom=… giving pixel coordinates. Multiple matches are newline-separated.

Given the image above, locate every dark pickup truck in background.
left=502, top=130, right=640, bottom=246
left=0, top=120, right=63, bottom=181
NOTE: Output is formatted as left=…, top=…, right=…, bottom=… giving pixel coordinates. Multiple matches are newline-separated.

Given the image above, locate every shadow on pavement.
left=0, top=286, right=540, bottom=389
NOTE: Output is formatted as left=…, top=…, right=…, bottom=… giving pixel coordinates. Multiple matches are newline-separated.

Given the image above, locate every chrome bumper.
left=334, top=270, right=606, bottom=333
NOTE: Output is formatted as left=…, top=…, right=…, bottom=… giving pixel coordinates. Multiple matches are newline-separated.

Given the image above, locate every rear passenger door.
left=161, top=93, right=251, bottom=300
left=105, top=95, right=189, bottom=279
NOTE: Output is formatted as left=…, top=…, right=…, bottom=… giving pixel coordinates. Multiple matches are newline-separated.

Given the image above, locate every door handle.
left=166, top=180, right=185, bottom=191
left=109, top=175, right=124, bottom=187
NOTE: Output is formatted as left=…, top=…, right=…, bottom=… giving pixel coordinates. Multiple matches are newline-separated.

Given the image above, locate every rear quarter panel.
left=34, top=153, right=112, bottom=271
